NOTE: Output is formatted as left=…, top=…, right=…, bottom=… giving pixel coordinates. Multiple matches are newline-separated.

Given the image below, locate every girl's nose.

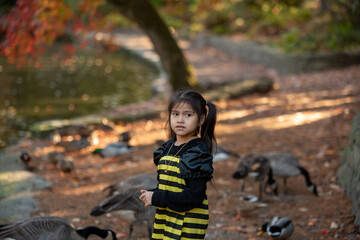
left=177, top=115, right=184, bottom=122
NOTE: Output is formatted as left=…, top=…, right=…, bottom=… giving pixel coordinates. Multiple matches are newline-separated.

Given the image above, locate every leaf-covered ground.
left=11, top=42, right=360, bottom=239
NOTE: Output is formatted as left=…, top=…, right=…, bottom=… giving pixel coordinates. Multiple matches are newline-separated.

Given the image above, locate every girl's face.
left=170, top=102, right=204, bottom=144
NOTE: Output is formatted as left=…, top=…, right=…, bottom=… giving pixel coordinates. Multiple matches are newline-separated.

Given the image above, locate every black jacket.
left=151, top=138, right=214, bottom=212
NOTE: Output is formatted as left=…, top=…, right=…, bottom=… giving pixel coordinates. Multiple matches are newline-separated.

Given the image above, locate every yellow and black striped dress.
left=152, top=138, right=214, bottom=240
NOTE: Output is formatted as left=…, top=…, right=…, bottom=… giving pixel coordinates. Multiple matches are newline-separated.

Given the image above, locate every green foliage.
left=278, top=28, right=300, bottom=52
left=105, top=13, right=134, bottom=28
left=239, top=1, right=312, bottom=36
left=155, top=0, right=360, bottom=53
left=327, top=21, right=360, bottom=50
left=275, top=20, right=360, bottom=53
left=203, top=9, right=233, bottom=34
left=162, top=14, right=184, bottom=29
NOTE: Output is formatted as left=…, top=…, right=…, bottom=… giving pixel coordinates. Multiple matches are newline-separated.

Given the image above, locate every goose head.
left=76, top=226, right=118, bottom=239
left=19, top=151, right=31, bottom=164
left=232, top=161, right=249, bottom=179
left=260, top=216, right=294, bottom=240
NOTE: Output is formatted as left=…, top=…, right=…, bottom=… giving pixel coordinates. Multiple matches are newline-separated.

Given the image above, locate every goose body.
left=103, top=173, right=157, bottom=196
left=56, top=139, right=91, bottom=152
left=93, top=142, right=134, bottom=158
left=56, top=125, right=93, bottom=139
left=0, top=216, right=117, bottom=240
left=264, top=152, right=300, bottom=177
left=261, top=216, right=294, bottom=240
left=90, top=173, right=158, bottom=239
left=263, top=152, right=318, bottom=196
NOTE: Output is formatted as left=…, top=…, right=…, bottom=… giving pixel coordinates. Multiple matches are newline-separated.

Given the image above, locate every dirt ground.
left=15, top=61, right=359, bottom=239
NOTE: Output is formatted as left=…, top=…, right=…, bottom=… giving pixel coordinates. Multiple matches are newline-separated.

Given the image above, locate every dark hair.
left=167, top=90, right=217, bottom=153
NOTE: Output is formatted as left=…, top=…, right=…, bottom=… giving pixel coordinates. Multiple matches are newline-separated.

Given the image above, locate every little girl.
left=139, top=90, right=217, bottom=240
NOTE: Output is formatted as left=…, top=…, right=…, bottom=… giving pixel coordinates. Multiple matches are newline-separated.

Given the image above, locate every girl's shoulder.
left=180, top=138, right=214, bottom=180
left=185, top=138, right=210, bottom=154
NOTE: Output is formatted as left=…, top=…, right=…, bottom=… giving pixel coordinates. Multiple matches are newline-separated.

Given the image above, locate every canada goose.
left=103, top=173, right=157, bottom=197
left=90, top=173, right=158, bottom=240
left=0, top=215, right=118, bottom=240
left=263, top=152, right=318, bottom=196
left=57, top=125, right=93, bottom=139
left=56, top=139, right=91, bottom=152
left=213, top=145, right=240, bottom=163
left=92, top=142, right=134, bottom=158
left=232, top=154, right=278, bottom=200
left=259, top=216, right=294, bottom=240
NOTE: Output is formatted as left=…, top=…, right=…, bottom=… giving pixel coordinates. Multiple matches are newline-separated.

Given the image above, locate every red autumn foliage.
left=0, top=0, right=109, bottom=68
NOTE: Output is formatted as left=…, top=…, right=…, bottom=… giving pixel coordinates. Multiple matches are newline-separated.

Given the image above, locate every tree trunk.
left=318, top=0, right=328, bottom=14
left=106, top=0, right=198, bottom=91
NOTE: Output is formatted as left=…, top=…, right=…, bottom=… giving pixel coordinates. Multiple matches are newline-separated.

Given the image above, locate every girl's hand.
left=139, top=190, right=153, bottom=208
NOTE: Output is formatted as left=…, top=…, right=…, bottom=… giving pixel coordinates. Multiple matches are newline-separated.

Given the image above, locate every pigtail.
left=201, top=101, right=217, bottom=153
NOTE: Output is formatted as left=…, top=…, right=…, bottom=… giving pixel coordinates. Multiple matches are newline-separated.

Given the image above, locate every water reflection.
left=0, top=45, right=158, bottom=149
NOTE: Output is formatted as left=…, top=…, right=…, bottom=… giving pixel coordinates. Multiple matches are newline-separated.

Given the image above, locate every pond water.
left=0, top=45, right=158, bottom=149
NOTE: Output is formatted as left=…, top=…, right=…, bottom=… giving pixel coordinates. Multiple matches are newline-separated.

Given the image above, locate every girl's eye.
left=185, top=113, right=192, bottom=117
left=172, top=112, right=178, bottom=116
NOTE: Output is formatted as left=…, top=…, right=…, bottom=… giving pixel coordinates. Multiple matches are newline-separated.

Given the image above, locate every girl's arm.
left=151, top=177, right=207, bottom=212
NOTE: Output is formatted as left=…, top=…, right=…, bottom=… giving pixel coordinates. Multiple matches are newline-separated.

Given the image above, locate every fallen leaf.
left=330, top=222, right=339, bottom=229
left=321, top=230, right=329, bottom=235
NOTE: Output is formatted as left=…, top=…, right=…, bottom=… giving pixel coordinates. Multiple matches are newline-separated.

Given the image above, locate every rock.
left=338, top=111, right=360, bottom=232
left=204, top=78, right=273, bottom=102
left=0, top=152, right=52, bottom=223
